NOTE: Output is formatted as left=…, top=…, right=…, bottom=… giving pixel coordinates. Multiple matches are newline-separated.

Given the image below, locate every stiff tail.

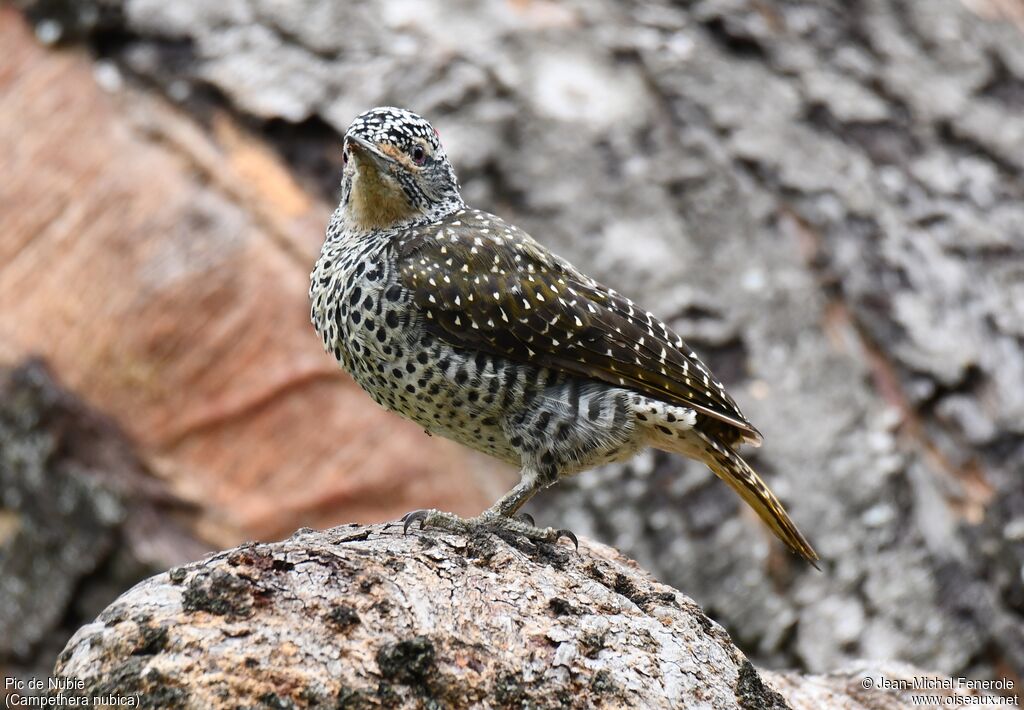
left=696, top=431, right=820, bottom=567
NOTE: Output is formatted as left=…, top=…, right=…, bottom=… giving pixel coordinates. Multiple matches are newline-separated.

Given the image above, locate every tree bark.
left=54, top=526, right=984, bottom=709
left=0, top=360, right=206, bottom=683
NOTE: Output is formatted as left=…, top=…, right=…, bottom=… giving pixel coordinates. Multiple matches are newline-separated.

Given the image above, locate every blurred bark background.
left=1, top=0, right=1022, bottom=694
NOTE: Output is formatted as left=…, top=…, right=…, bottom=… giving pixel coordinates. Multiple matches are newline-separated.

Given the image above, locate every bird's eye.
left=411, top=145, right=426, bottom=165
left=342, top=147, right=349, bottom=166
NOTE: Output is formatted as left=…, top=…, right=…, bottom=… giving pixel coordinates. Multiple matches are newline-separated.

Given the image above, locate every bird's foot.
left=394, top=509, right=578, bottom=550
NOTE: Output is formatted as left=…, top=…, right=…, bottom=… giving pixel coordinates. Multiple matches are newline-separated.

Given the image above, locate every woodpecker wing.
left=396, top=209, right=762, bottom=445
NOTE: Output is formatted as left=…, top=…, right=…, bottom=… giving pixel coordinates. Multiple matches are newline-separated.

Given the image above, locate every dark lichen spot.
left=584, top=562, right=607, bottom=585
left=492, top=671, right=527, bottom=707
left=336, top=685, right=374, bottom=709
left=736, top=660, right=791, bottom=710
left=374, top=683, right=401, bottom=707
left=297, top=688, right=330, bottom=707
left=258, top=692, right=297, bottom=709
left=692, top=609, right=717, bottom=638
left=225, top=544, right=294, bottom=575
left=132, top=624, right=168, bottom=656
left=182, top=569, right=254, bottom=619
left=580, top=631, right=607, bottom=659
left=510, top=535, right=573, bottom=570
left=325, top=603, right=360, bottom=631
left=465, top=530, right=500, bottom=564
left=374, top=635, right=474, bottom=705
left=654, top=591, right=679, bottom=606
left=168, top=567, right=187, bottom=584
left=99, top=603, right=128, bottom=626
left=376, top=636, right=436, bottom=686
left=271, top=557, right=296, bottom=572
left=548, top=597, right=579, bottom=616
left=81, top=658, right=189, bottom=709
left=590, top=670, right=617, bottom=694
left=613, top=573, right=644, bottom=606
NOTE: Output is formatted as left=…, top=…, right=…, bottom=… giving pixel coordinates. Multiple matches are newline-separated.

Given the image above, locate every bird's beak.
left=346, top=134, right=394, bottom=170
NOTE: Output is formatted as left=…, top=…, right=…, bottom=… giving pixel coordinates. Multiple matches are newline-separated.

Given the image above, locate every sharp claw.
left=516, top=512, right=536, bottom=526
left=401, top=510, right=430, bottom=535
left=556, top=529, right=579, bottom=551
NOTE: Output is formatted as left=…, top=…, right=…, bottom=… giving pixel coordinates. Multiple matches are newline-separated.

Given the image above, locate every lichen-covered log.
left=55, top=526, right=980, bottom=709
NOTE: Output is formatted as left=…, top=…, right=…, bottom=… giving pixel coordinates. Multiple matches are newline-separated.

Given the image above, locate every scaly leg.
left=483, top=475, right=541, bottom=518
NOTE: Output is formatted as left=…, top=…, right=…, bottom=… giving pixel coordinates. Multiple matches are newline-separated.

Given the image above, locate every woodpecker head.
left=339, top=107, right=462, bottom=232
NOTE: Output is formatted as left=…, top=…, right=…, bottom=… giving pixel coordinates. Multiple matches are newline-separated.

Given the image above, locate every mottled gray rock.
left=18, top=0, right=1024, bottom=688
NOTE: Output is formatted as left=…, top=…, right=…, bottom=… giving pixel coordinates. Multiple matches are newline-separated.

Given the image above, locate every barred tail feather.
left=695, top=431, right=819, bottom=567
